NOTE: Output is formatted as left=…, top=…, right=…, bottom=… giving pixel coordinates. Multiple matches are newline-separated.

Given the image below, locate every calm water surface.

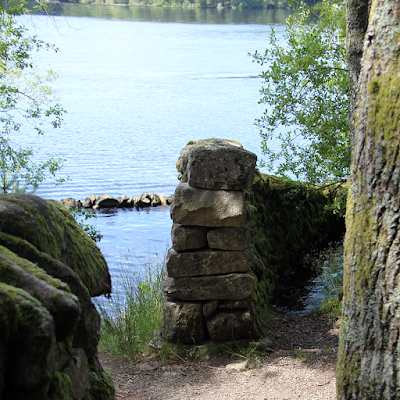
left=18, top=5, right=289, bottom=294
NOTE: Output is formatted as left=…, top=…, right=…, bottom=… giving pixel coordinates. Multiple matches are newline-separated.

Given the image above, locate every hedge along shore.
left=61, top=192, right=174, bottom=210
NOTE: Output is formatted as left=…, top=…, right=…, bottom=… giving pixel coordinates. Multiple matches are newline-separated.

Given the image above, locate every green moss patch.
left=0, top=245, right=70, bottom=293
left=248, top=172, right=345, bottom=330
left=0, top=194, right=110, bottom=297
left=87, top=357, right=115, bottom=400
left=0, top=282, right=55, bottom=400
left=47, top=372, right=76, bottom=400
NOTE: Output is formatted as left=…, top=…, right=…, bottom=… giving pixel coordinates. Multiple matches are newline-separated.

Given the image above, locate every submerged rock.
left=61, top=197, right=78, bottom=209
left=118, top=194, right=129, bottom=208
left=139, top=192, right=151, bottom=207
left=95, top=193, right=119, bottom=208
left=65, top=192, right=173, bottom=210
left=128, top=195, right=140, bottom=208
left=82, top=197, right=93, bottom=208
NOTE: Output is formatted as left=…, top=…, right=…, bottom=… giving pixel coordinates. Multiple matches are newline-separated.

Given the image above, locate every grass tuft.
left=303, top=241, right=344, bottom=317
left=96, top=255, right=165, bottom=361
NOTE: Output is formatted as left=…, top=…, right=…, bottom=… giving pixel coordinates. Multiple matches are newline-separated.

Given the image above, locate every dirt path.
left=99, top=315, right=340, bottom=400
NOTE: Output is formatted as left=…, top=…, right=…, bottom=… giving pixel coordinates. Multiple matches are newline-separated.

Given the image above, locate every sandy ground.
left=99, top=314, right=340, bottom=400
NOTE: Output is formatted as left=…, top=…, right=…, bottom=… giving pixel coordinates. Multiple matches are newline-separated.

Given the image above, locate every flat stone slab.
left=219, top=298, right=252, bottom=309
left=166, top=248, right=254, bottom=277
left=171, top=225, right=208, bottom=252
left=162, top=271, right=255, bottom=301
left=170, top=183, right=247, bottom=228
left=207, top=224, right=251, bottom=251
left=178, top=139, right=257, bottom=190
left=206, top=309, right=259, bottom=342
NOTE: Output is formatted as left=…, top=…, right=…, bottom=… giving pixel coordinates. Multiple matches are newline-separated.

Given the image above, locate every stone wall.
left=0, top=194, right=115, bottom=400
left=248, top=174, right=345, bottom=326
left=162, top=139, right=346, bottom=344
left=162, top=139, right=260, bottom=343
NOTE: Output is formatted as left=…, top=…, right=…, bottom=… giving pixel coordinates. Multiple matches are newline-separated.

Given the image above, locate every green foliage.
left=0, top=164, right=29, bottom=193
left=293, top=347, right=308, bottom=362
left=71, top=208, right=103, bottom=243
left=252, top=0, right=350, bottom=185
left=315, top=296, right=342, bottom=317
left=97, top=255, right=164, bottom=360
left=0, top=0, right=67, bottom=192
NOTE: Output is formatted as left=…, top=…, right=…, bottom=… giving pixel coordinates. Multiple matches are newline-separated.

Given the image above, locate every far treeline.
left=59, top=0, right=317, bottom=10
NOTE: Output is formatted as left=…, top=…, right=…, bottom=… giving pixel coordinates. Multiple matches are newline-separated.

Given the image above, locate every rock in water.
left=95, top=193, right=119, bottom=208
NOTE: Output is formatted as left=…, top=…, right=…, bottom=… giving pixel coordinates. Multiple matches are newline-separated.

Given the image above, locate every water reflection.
left=274, top=241, right=344, bottom=315
left=28, top=2, right=291, bottom=25
left=93, top=206, right=171, bottom=291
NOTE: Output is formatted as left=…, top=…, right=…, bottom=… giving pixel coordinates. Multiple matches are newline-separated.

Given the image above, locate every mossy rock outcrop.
left=0, top=194, right=111, bottom=297
left=0, top=194, right=114, bottom=400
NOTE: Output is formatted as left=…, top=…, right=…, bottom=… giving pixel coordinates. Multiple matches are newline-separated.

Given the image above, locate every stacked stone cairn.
left=162, top=139, right=260, bottom=343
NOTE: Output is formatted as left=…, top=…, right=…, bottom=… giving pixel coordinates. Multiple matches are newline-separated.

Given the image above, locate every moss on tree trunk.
left=337, top=1, right=400, bottom=398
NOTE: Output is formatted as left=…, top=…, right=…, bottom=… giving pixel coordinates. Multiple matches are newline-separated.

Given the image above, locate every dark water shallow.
left=273, top=241, right=344, bottom=315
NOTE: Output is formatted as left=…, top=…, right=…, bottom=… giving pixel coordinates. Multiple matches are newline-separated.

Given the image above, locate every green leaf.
left=252, top=0, right=349, bottom=186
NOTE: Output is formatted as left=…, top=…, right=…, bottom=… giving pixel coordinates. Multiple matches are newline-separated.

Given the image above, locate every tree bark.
left=346, top=0, right=371, bottom=141
left=337, top=1, right=400, bottom=399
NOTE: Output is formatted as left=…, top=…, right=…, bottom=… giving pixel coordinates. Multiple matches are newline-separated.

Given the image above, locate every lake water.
left=18, top=4, right=290, bottom=295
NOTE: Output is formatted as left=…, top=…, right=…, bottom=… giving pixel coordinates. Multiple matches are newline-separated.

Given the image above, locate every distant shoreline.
left=55, top=0, right=284, bottom=10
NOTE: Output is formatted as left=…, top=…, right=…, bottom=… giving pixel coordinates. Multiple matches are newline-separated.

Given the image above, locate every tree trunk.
left=337, top=1, right=400, bottom=399
left=345, top=0, right=371, bottom=141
